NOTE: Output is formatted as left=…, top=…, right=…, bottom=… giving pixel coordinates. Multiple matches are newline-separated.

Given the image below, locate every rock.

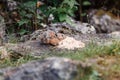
left=20, top=35, right=30, bottom=42
left=57, top=36, right=85, bottom=50
left=78, top=23, right=96, bottom=34
left=40, top=30, right=66, bottom=46
left=7, top=0, right=18, bottom=11
left=5, top=43, right=32, bottom=56
left=49, top=22, right=96, bottom=34
left=89, top=9, right=120, bottom=33
left=20, top=29, right=43, bottom=42
left=20, top=21, right=96, bottom=42
left=30, top=30, right=43, bottom=40
left=4, top=41, right=53, bottom=57
left=3, top=57, right=92, bottom=80
left=108, top=31, right=120, bottom=39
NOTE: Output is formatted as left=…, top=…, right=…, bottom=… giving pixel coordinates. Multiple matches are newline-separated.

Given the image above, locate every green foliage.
left=39, top=0, right=78, bottom=23
left=0, top=54, right=38, bottom=68
left=90, top=70, right=102, bottom=80
left=18, top=1, right=36, bottom=26
left=17, top=19, right=29, bottom=26
left=4, top=0, right=119, bottom=35
left=80, top=0, right=92, bottom=18
left=14, top=0, right=79, bottom=34
left=56, top=0, right=78, bottom=22
left=82, top=1, right=91, bottom=6
left=3, top=0, right=92, bottom=35
left=16, top=1, right=39, bottom=35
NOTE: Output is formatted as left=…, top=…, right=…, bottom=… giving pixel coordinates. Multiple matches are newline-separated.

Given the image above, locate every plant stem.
left=34, top=0, right=38, bottom=30
left=79, top=0, right=82, bottom=22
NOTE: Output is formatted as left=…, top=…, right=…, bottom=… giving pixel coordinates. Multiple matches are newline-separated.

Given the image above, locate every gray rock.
left=20, top=29, right=44, bottom=42
left=5, top=41, right=52, bottom=57
left=76, top=23, right=96, bottom=34
left=89, top=10, right=120, bottom=33
left=108, top=31, right=120, bottom=39
left=20, top=20, right=96, bottom=42
left=7, top=0, right=18, bottom=11
left=3, top=57, right=92, bottom=80
left=49, top=22, right=96, bottom=34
